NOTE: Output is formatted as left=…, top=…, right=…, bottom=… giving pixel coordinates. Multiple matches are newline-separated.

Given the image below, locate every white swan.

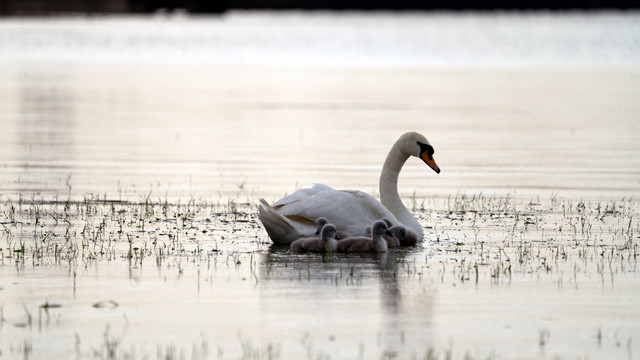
left=258, top=131, right=440, bottom=244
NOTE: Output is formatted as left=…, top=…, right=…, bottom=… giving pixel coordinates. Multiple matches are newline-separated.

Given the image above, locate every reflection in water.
left=378, top=250, right=436, bottom=353
left=258, top=247, right=435, bottom=357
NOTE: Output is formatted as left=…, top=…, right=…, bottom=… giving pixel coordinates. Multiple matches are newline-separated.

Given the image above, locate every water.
left=1, top=11, right=640, bottom=66
left=1, top=197, right=638, bottom=359
left=1, top=65, right=639, bottom=201
left=0, top=11, right=639, bottom=360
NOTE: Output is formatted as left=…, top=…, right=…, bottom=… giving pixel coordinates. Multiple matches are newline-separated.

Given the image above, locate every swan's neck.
left=379, top=144, right=424, bottom=240
left=373, top=233, right=388, bottom=252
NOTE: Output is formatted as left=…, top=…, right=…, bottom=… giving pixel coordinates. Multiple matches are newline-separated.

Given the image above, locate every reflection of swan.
left=290, top=224, right=338, bottom=253
left=337, top=220, right=390, bottom=253
left=258, top=132, right=440, bottom=244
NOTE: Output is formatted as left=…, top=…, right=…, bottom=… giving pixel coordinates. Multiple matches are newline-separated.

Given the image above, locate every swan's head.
left=372, top=220, right=392, bottom=237
left=321, top=224, right=337, bottom=241
left=399, top=132, right=440, bottom=174
left=315, top=217, right=329, bottom=235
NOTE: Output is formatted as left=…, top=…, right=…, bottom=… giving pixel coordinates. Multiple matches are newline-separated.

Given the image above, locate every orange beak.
left=420, top=152, right=441, bottom=174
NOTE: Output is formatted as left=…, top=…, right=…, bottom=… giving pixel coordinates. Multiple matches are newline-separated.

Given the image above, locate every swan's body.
left=258, top=132, right=440, bottom=244
left=337, top=220, right=389, bottom=253
left=365, top=218, right=400, bottom=248
left=366, top=222, right=418, bottom=247
left=384, top=232, right=401, bottom=248
left=389, top=225, right=419, bottom=246
left=259, top=186, right=398, bottom=244
left=290, top=224, right=338, bottom=253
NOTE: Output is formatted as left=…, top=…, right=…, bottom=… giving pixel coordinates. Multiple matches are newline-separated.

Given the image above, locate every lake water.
left=0, top=11, right=639, bottom=360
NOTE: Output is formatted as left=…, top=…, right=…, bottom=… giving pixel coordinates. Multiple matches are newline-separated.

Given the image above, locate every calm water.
left=0, top=11, right=639, bottom=360
left=1, top=64, right=639, bottom=202
left=1, top=11, right=640, bottom=66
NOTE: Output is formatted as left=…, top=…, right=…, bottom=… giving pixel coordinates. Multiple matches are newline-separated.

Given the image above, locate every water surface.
left=0, top=12, right=639, bottom=360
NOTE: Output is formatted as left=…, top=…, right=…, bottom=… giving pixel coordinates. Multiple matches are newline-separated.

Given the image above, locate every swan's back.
left=272, top=184, right=400, bottom=237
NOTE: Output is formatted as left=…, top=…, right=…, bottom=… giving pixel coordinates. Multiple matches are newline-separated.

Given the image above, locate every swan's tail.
left=257, top=198, right=299, bottom=244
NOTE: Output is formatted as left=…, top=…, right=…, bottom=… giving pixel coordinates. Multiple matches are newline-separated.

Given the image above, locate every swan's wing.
left=272, top=184, right=335, bottom=208
left=274, top=188, right=399, bottom=236
left=337, top=190, right=397, bottom=220
left=258, top=198, right=315, bottom=244
left=311, top=183, right=335, bottom=191
left=259, top=185, right=338, bottom=243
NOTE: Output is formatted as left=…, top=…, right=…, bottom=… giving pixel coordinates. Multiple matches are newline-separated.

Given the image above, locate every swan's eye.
left=417, top=141, right=434, bottom=160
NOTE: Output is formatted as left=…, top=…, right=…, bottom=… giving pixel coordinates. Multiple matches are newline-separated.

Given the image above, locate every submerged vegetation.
left=0, top=191, right=638, bottom=359
left=0, top=193, right=265, bottom=269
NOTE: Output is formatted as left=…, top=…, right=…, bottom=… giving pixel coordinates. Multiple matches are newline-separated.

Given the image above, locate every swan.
left=370, top=221, right=418, bottom=247
left=315, top=217, right=350, bottom=240
left=365, top=218, right=400, bottom=248
left=258, top=131, right=440, bottom=244
left=336, top=220, right=390, bottom=253
left=290, top=224, right=338, bottom=254
left=389, top=224, right=419, bottom=246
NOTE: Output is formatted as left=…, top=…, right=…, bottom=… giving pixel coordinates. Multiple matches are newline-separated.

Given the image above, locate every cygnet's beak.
left=385, top=229, right=392, bottom=237
left=315, top=230, right=320, bottom=235
left=420, top=152, right=441, bottom=174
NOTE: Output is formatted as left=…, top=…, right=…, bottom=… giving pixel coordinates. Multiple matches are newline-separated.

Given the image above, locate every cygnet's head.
left=315, top=217, right=329, bottom=235
left=321, top=224, right=337, bottom=241
left=372, top=220, right=390, bottom=237
left=380, top=218, right=394, bottom=227
left=403, top=230, right=419, bottom=246
left=389, top=225, right=407, bottom=241
left=366, top=219, right=393, bottom=235
left=397, top=132, right=440, bottom=174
